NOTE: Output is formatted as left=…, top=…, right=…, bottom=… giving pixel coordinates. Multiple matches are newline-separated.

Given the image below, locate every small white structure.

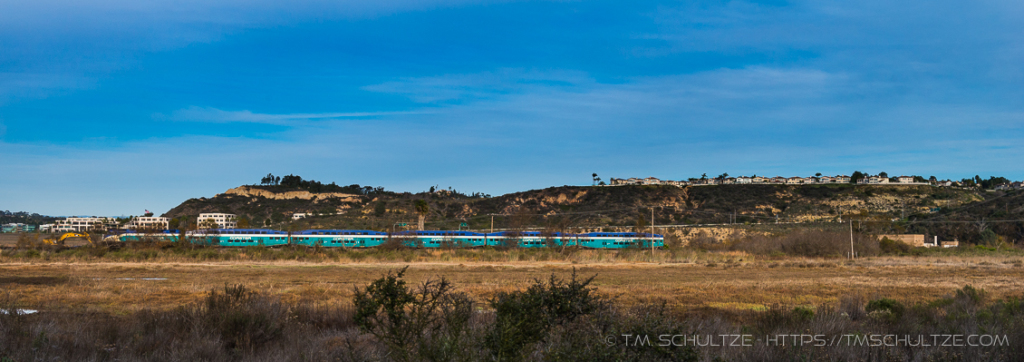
left=291, top=213, right=308, bottom=220
left=197, top=213, right=237, bottom=229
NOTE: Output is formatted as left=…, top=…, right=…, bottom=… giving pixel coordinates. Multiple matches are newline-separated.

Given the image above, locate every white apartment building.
left=54, top=217, right=117, bottom=232
left=124, top=216, right=170, bottom=230
left=197, top=213, right=237, bottom=229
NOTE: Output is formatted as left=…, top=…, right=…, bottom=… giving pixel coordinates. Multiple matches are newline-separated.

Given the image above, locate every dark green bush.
left=353, top=267, right=476, bottom=362
left=879, top=237, right=912, bottom=254
left=485, top=268, right=602, bottom=361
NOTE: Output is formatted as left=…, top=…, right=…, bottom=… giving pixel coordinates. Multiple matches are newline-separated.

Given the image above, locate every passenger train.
left=109, top=229, right=664, bottom=249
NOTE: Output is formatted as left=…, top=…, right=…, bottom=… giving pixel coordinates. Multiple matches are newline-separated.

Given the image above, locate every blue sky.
left=1, top=0, right=1022, bottom=216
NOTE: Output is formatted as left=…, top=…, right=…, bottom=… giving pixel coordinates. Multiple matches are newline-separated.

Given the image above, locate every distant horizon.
left=3, top=0, right=1022, bottom=216
left=4, top=169, right=1019, bottom=217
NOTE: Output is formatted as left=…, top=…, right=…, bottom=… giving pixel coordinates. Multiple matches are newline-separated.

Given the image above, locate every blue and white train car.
left=484, top=231, right=663, bottom=249
left=571, top=232, right=663, bottom=249
left=294, top=229, right=390, bottom=248
left=106, top=229, right=182, bottom=242
left=395, top=230, right=489, bottom=248
left=187, top=229, right=290, bottom=246
left=108, top=228, right=664, bottom=249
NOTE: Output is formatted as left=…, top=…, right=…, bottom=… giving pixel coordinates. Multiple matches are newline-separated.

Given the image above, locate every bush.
left=202, top=284, right=286, bottom=351
left=879, top=237, right=912, bottom=254
left=866, top=298, right=905, bottom=323
left=485, top=268, right=602, bottom=361
left=353, top=267, right=475, bottom=361
left=730, top=229, right=879, bottom=257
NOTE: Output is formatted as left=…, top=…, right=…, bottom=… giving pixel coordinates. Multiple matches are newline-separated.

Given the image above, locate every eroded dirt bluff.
left=222, top=186, right=361, bottom=202
left=163, top=184, right=985, bottom=231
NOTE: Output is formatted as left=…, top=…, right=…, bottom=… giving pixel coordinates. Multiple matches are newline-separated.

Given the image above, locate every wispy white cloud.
left=155, top=106, right=418, bottom=124
left=363, top=68, right=594, bottom=103
left=0, top=72, right=96, bottom=105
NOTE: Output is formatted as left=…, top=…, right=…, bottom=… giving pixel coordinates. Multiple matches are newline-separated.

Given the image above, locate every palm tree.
left=414, top=200, right=429, bottom=230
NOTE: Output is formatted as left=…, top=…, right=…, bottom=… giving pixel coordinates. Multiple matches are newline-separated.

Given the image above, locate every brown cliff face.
left=223, top=186, right=360, bottom=202
left=163, top=184, right=986, bottom=235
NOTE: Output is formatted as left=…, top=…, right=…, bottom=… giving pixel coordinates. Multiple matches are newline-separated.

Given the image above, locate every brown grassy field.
left=3, top=252, right=1023, bottom=314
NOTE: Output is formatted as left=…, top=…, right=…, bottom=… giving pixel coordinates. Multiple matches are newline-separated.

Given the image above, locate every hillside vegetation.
left=164, top=179, right=989, bottom=239
left=908, top=189, right=1024, bottom=245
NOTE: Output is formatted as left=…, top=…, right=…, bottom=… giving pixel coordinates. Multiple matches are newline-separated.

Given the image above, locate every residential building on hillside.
left=862, top=175, right=889, bottom=184
left=124, top=216, right=169, bottom=230
left=605, top=173, right=958, bottom=187
left=197, top=213, right=237, bottom=229
left=54, top=217, right=117, bottom=232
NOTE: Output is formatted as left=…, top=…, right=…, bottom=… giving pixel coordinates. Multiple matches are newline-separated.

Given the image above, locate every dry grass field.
left=6, top=247, right=1024, bottom=361
left=3, top=252, right=1023, bottom=314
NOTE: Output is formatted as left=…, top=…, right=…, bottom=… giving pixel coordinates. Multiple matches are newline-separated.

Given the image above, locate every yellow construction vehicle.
left=43, top=232, right=94, bottom=247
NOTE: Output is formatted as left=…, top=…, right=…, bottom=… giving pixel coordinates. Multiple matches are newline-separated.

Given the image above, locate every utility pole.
left=490, top=214, right=494, bottom=234
left=651, top=207, right=655, bottom=254
left=849, top=220, right=855, bottom=259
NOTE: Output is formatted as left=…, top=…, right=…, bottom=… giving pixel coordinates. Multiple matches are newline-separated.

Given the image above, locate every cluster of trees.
left=256, top=173, right=391, bottom=196
left=0, top=210, right=58, bottom=226
left=959, top=175, right=1011, bottom=189
left=426, top=185, right=491, bottom=199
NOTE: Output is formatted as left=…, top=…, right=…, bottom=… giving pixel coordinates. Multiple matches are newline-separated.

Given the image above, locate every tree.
left=260, top=173, right=277, bottom=186
left=879, top=171, right=888, bottom=178
left=374, top=201, right=387, bottom=217
left=200, top=218, right=217, bottom=230
left=592, top=173, right=598, bottom=186
left=415, top=200, right=429, bottom=230
left=815, top=172, right=822, bottom=177
left=851, top=171, right=865, bottom=184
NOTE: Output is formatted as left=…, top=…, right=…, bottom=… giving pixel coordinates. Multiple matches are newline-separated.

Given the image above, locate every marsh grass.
left=0, top=242, right=749, bottom=265
left=2, top=273, right=1024, bottom=361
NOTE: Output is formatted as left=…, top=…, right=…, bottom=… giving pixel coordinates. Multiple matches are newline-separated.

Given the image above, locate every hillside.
left=908, top=189, right=1024, bottom=244
left=163, top=183, right=985, bottom=234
